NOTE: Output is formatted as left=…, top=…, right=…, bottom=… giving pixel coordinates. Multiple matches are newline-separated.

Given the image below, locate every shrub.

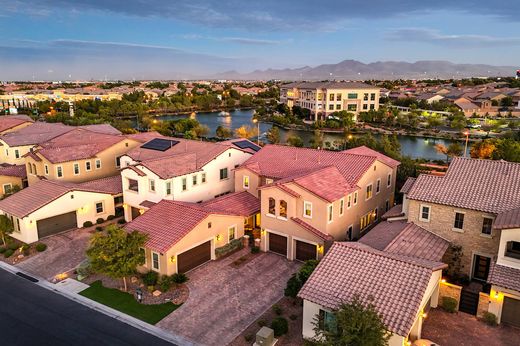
left=289, top=314, right=298, bottom=321
left=35, top=243, right=47, bottom=252
left=107, top=215, right=115, bottom=220
left=141, top=271, right=159, bottom=286
left=284, top=274, right=302, bottom=298
left=251, top=246, right=260, bottom=254
left=482, top=312, right=498, bottom=326
left=83, top=221, right=93, bottom=228
left=214, top=237, right=243, bottom=258
left=21, top=244, right=30, bottom=256
left=442, top=297, right=458, bottom=313
left=4, top=249, right=14, bottom=258
left=95, top=226, right=103, bottom=232
left=270, top=317, right=288, bottom=337
left=158, top=275, right=172, bottom=292
left=285, top=260, right=319, bottom=298
left=8, top=242, right=20, bottom=251
left=171, top=273, right=188, bottom=284
left=96, top=218, right=104, bottom=225
left=272, top=304, right=283, bottom=316
left=244, top=334, right=254, bottom=342
left=117, top=219, right=126, bottom=225
left=0, top=247, right=5, bottom=254
left=257, top=319, right=267, bottom=327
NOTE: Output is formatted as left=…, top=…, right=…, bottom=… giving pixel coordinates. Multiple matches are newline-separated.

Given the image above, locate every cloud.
left=387, top=28, right=520, bottom=47
left=179, top=34, right=285, bottom=45
left=5, top=0, right=520, bottom=31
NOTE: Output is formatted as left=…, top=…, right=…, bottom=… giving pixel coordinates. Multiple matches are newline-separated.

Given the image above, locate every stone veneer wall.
left=477, top=292, right=490, bottom=318
left=439, top=282, right=462, bottom=310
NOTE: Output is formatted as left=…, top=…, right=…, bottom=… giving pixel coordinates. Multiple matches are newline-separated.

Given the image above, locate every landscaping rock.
left=130, top=276, right=138, bottom=283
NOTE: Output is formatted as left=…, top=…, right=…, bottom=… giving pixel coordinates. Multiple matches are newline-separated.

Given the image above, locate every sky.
left=1, top=0, right=520, bottom=80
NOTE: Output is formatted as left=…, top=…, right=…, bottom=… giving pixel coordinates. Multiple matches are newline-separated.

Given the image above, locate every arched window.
left=279, top=200, right=287, bottom=218
left=27, top=163, right=32, bottom=174
left=268, top=197, right=276, bottom=215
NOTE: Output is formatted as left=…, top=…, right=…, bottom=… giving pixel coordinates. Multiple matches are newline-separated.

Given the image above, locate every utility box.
left=254, top=327, right=277, bottom=346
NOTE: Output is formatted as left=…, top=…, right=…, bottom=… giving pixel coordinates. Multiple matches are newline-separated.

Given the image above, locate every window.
left=3, top=184, right=12, bottom=195
left=73, top=163, right=80, bottom=175
left=95, top=202, right=104, bottom=214
left=128, top=178, right=138, bottom=192
left=152, top=252, right=160, bottom=271
left=482, top=217, right=493, bottom=235
left=116, top=156, right=122, bottom=168
left=208, top=222, right=212, bottom=228
left=347, top=93, right=358, bottom=99
left=304, top=201, right=312, bottom=218
left=149, top=179, right=155, bottom=192
left=166, top=181, right=172, bottom=195
left=139, top=248, right=146, bottom=265
left=268, top=197, right=276, bottom=216
left=347, top=104, right=357, bottom=111
left=14, top=149, right=19, bottom=159
left=228, top=225, right=236, bottom=242
left=319, top=310, right=337, bottom=333
left=376, top=179, right=381, bottom=194
left=370, top=104, right=375, bottom=110
left=505, top=241, right=520, bottom=260
left=192, top=175, right=197, bottom=186
left=329, top=93, right=335, bottom=101
left=182, top=177, right=187, bottom=191
left=95, top=159, right=101, bottom=169
left=266, top=178, right=274, bottom=185
left=44, top=164, right=49, bottom=175
left=370, top=93, right=376, bottom=101
left=363, top=104, right=368, bottom=110
left=279, top=200, right=287, bottom=219
left=420, top=205, right=430, bottom=222
left=339, top=198, right=344, bottom=216
left=346, top=225, right=353, bottom=240
left=360, top=210, right=376, bottom=230
left=85, top=161, right=91, bottom=171
left=328, top=104, right=334, bottom=110
left=56, top=166, right=63, bottom=178
left=335, top=104, right=341, bottom=110
left=347, top=194, right=352, bottom=209
left=353, top=192, right=358, bottom=205
left=220, top=168, right=228, bottom=180
left=336, top=93, right=342, bottom=101
left=201, top=172, right=206, bottom=183
left=454, top=212, right=465, bottom=230
left=363, top=93, right=369, bottom=101
left=366, top=184, right=373, bottom=200
left=328, top=204, right=333, bottom=223
left=387, top=173, right=392, bottom=187
left=243, top=176, right=250, bottom=189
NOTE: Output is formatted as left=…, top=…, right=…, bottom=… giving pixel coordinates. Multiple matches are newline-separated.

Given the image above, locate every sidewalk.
left=0, top=260, right=195, bottom=346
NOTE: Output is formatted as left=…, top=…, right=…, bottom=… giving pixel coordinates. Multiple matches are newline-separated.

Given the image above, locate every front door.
left=472, top=255, right=491, bottom=281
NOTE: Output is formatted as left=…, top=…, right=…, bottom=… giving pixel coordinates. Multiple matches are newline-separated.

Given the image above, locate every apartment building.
left=119, top=137, right=259, bottom=221
left=279, top=81, right=380, bottom=121
left=234, top=144, right=399, bottom=261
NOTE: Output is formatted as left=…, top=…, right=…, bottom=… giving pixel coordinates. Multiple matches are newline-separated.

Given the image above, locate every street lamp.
left=463, top=130, right=469, bottom=157
left=252, top=118, right=260, bottom=145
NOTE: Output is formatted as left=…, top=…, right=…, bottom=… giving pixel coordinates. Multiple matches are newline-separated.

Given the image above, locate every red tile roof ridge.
left=290, top=217, right=333, bottom=241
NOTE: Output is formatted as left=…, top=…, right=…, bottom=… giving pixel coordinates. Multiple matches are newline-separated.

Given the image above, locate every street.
left=0, top=269, right=174, bottom=346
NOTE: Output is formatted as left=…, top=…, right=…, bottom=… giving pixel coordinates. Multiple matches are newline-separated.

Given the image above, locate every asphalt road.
left=0, top=268, right=175, bottom=346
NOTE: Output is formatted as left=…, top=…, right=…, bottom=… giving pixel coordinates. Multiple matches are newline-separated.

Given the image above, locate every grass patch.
left=79, top=280, right=180, bottom=324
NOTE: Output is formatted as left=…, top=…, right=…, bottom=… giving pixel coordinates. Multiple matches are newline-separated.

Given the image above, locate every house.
left=0, top=164, right=27, bottom=197
left=234, top=145, right=399, bottom=261
left=416, top=93, right=444, bottom=104
left=403, top=157, right=520, bottom=281
left=120, top=137, right=259, bottom=221
left=124, top=191, right=260, bottom=275
left=23, top=128, right=141, bottom=185
left=298, top=242, right=447, bottom=346
left=0, top=175, right=123, bottom=243
left=0, top=115, right=34, bottom=134
left=487, top=207, right=520, bottom=327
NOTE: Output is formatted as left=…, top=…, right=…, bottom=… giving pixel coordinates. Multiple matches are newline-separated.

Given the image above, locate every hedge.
left=215, top=238, right=243, bottom=258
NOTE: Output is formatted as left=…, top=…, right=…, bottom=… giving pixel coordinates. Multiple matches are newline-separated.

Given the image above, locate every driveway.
left=16, top=227, right=93, bottom=281
left=157, top=249, right=300, bottom=346
left=422, top=308, right=520, bottom=346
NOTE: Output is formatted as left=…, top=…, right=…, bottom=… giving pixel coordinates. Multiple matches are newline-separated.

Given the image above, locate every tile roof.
left=0, top=164, right=26, bottom=178
left=291, top=217, right=334, bottom=241
left=407, top=157, right=520, bottom=214
left=359, top=220, right=410, bottom=251
left=0, top=115, right=33, bottom=133
left=298, top=242, right=446, bottom=337
left=400, top=177, right=416, bottom=194
left=78, top=124, right=122, bottom=135
left=137, top=153, right=198, bottom=179
left=0, top=176, right=121, bottom=218
left=493, top=207, right=520, bottom=230
left=125, top=131, right=164, bottom=143
left=139, top=200, right=156, bottom=208
left=282, top=81, right=377, bottom=90
left=488, top=262, right=520, bottom=293
left=201, top=191, right=260, bottom=217
left=342, top=146, right=400, bottom=169
left=381, top=204, right=404, bottom=220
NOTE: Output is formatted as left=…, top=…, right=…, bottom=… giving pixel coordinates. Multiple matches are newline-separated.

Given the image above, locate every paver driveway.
left=157, top=249, right=300, bottom=346
left=16, top=227, right=92, bottom=281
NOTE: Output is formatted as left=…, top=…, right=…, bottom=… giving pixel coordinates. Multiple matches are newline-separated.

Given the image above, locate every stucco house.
left=0, top=175, right=123, bottom=243
left=124, top=191, right=259, bottom=275
left=119, top=137, right=258, bottom=221
left=0, top=115, right=34, bottom=135
left=0, top=164, right=27, bottom=197
left=234, top=145, right=399, bottom=261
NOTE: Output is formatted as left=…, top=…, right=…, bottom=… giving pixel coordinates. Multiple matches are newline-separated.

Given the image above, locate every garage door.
left=36, top=211, right=77, bottom=239
left=295, top=240, right=317, bottom=261
left=502, top=297, right=520, bottom=327
left=269, top=233, right=287, bottom=256
left=177, top=241, right=211, bottom=273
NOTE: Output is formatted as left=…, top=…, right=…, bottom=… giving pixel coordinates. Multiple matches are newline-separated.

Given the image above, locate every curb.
left=0, top=261, right=196, bottom=346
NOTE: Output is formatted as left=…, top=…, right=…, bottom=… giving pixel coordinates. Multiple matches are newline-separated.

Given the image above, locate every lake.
left=155, top=109, right=466, bottom=161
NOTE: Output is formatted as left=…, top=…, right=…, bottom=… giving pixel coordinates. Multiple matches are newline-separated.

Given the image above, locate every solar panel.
left=233, top=140, right=261, bottom=152
left=141, top=138, right=180, bottom=151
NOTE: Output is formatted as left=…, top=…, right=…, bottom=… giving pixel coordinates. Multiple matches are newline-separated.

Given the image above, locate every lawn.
left=79, top=280, right=180, bottom=324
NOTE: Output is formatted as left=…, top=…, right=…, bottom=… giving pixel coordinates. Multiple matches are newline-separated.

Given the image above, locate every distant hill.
left=212, top=60, right=518, bottom=80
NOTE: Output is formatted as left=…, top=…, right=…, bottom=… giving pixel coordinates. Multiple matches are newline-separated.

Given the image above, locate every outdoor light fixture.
left=170, top=256, right=176, bottom=263
left=216, top=234, right=221, bottom=241
left=441, top=279, right=446, bottom=283
left=139, top=209, right=145, bottom=215
left=422, top=312, right=427, bottom=318
left=494, top=291, right=500, bottom=299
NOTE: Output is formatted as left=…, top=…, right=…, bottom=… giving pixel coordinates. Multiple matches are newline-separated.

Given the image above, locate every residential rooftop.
left=281, top=81, right=378, bottom=90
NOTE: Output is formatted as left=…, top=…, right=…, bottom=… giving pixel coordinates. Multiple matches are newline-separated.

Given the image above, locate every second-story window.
left=243, top=176, right=250, bottom=189
left=279, top=200, right=287, bottom=219
left=166, top=181, right=172, bottom=195
left=192, top=175, right=198, bottom=186
left=220, top=168, right=228, bottom=180
left=182, top=177, right=187, bottom=191
left=149, top=179, right=155, bottom=192
left=44, top=164, right=49, bottom=175
left=328, top=204, right=333, bottom=223
left=505, top=241, right=520, bottom=260
left=366, top=184, right=373, bottom=200
left=95, top=159, right=101, bottom=169
left=376, top=179, right=381, bottom=194
left=454, top=212, right=465, bottom=230
left=201, top=172, right=206, bottom=183
left=128, top=178, right=138, bottom=192
left=304, top=201, right=312, bottom=218
left=387, top=173, right=392, bottom=187
left=73, top=163, right=80, bottom=175
left=268, top=197, right=276, bottom=215
left=56, top=166, right=63, bottom=178
left=347, top=194, right=352, bottom=209
left=339, top=199, right=344, bottom=216
left=353, top=192, right=358, bottom=205
left=116, top=156, right=122, bottom=168
left=482, top=217, right=493, bottom=235
left=420, top=205, right=430, bottom=222
left=14, top=149, right=19, bottom=159
left=85, top=161, right=91, bottom=171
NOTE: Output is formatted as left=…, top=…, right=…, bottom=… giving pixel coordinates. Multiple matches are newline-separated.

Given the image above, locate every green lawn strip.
left=79, top=280, right=180, bottom=324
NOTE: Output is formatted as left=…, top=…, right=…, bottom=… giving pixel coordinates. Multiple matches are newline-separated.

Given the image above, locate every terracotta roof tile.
left=359, top=220, right=409, bottom=251
left=342, top=146, right=400, bottom=168
left=400, top=177, right=416, bottom=194
left=0, top=164, right=26, bottom=178
left=407, top=157, right=520, bottom=214
left=381, top=204, right=404, bottom=220
left=488, top=262, right=520, bottom=292
left=494, top=207, right=520, bottom=230
left=0, top=122, right=72, bottom=146
left=298, top=242, right=446, bottom=337
left=201, top=191, right=260, bottom=217
left=0, top=115, right=33, bottom=133
left=290, top=217, right=333, bottom=241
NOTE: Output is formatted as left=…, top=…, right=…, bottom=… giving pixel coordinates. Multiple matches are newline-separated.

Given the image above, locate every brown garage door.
left=295, top=240, right=317, bottom=261
left=502, top=297, right=520, bottom=327
left=269, top=233, right=287, bottom=256
left=36, top=211, right=77, bottom=239
left=177, top=241, right=211, bottom=273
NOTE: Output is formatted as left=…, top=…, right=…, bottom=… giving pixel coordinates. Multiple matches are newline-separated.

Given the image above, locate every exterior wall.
left=488, top=285, right=520, bottom=324
left=26, top=139, right=140, bottom=185
left=496, top=227, right=520, bottom=268
left=139, top=214, right=245, bottom=275
left=477, top=292, right=490, bottom=318
left=409, top=270, right=442, bottom=341
left=439, top=281, right=462, bottom=310
left=0, top=142, right=34, bottom=165
left=5, top=190, right=116, bottom=244
left=0, top=175, right=23, bottom=197
left=234, top=167, right=262, bottom=197
left=407, top=200, right=500, bottom=277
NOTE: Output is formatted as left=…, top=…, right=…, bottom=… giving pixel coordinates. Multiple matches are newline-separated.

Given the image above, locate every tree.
left=234, top=125, right=255, bottom=139
left=426, top=113, right=443, bottom=128
left=501, top=96, right=513, bottom=107
left=287, top=135, right=304, bottom=147
left=215, top=125, right=233, bottom=139
left=309, top=295, right=391, bottom=346
left=86, top=225, right=147, bottom=291
left=0, top=215, right=13, bottom=246
left=447, top=143, right=464, bottom=159
left=266, top=126, right=280, bottom=144
left=193, top=124, right=210, bottom=138
left=470, top=140, right=496, bottom=159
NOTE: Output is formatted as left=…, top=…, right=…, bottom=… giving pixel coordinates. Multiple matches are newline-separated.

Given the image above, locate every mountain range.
left=213, top=60, right=518, bottom=80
